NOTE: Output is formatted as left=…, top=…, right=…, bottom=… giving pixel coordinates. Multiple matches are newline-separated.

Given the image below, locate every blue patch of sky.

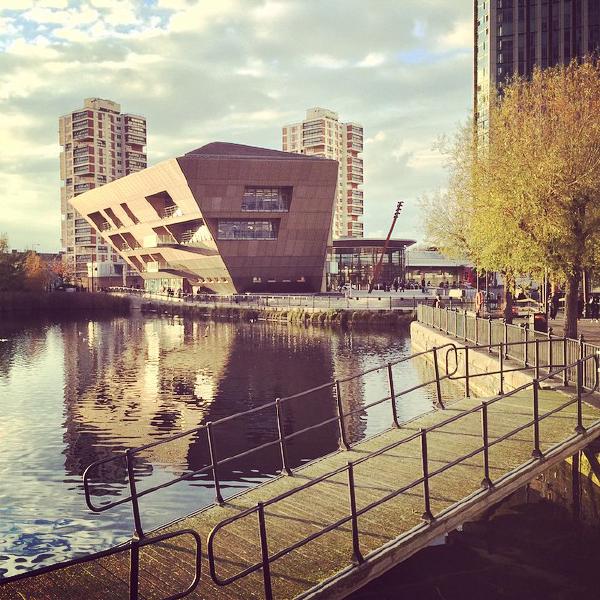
left=397, top=48, right=469, bottom=65
left=0, top=0, right=171, bottom=46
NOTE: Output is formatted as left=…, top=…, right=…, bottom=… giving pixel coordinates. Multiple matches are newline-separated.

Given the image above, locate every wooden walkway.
left=2, top=387, right=600, bottom=600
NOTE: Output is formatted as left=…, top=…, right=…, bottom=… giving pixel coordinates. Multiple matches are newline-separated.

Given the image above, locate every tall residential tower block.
left=59, top=98, right=147, bottom=285
left=475, top=0, right=600, bottom=137
left=282, top=108, right=364, bottom=239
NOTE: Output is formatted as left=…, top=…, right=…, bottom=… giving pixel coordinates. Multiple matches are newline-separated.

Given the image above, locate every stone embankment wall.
left=0, top=291, right=130, bottom=315
left=140, top=300, right=415, bottom=328
left=411, top=321, right=537, bottom=398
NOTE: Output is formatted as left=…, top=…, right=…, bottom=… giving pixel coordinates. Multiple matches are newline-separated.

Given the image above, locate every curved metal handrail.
left=206, top=353, right=598, bottom=593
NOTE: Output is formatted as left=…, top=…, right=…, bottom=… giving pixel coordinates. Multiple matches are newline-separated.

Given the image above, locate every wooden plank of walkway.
left=2, top=387, right=600, bottom=600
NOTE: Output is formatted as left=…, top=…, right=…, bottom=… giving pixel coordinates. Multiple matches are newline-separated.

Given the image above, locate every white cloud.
left=0, top=16, right=18, bottom=36
left=306, top=54, right=347, bottom=69
left=366, top=131, right=386, bottom=144
left=357, top=52, right=385, bottom=68
left=438, top=19, right=473, bottom=50
left=0, top=0, right=33, bottom=8
left=166, top=0, right=240, bottom=32
left=37, top=0, right=68, bottom=7
left=22, top=5, right=100, bottom=26
left=0, top=0, right=473, bottom=250
left=0, top=67, right=47, bottom=100
left=6, top=36, right=59, bottom=58
left=406, top=147, right=443, bottom=170
left=251, top=0, right=289, bottom=23
left=235, top=58, right=266, bottom=78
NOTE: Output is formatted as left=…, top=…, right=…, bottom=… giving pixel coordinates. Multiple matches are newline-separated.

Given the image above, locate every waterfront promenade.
left=109, top=286, right=461, bottom=313
left=2, top=333, right=599, bottom=599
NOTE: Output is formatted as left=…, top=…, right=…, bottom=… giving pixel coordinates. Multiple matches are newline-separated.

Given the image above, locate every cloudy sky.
left=0, top=0, right=473, bottom=251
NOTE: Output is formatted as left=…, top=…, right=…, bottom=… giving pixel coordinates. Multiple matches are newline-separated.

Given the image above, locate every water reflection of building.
left=60, top=318, right=347, bottom=488
left=61, top=317, right=233, bottom=482
left=191, top=324, right=339, bottom=475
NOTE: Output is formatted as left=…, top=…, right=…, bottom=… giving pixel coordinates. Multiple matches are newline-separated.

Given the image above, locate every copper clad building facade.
left=70, top=142, right=338, bottom=294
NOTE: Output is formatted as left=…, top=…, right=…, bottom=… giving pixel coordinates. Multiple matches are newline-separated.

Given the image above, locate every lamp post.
left=368, top=201, right=403, bottom=294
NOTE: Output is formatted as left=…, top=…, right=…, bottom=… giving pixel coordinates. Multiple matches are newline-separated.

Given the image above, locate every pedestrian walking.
left=550, top=292, right=559, bottom=320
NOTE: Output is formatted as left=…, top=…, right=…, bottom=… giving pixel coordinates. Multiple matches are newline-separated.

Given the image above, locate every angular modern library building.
left=70, top=142, right=338, bottom=294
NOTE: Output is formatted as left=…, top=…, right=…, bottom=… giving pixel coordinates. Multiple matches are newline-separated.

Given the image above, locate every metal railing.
left=107, top=286, right=476, bottom=312
left=418, top=304, right=599, bottom=391
left=0, top=529, right=202, bottom=600
left=206, top=352, right=598, bottom=599
left=162, top=204, right=184, bottom=218
left=79, top=322, right=599, bottom=598
left=83, top=342, right=460, bottom=525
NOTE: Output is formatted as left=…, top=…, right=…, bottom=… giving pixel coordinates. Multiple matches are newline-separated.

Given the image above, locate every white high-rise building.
left=59, top=97, right=147, bottom=286
left=282, top=108, right=364, bottom=239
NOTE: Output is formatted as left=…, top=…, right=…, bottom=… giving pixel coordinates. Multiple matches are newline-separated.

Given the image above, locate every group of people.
left=161, top=286, right=182, bottom=298
left=580, top=295, right=600, bottom=320
left=547, top=292, right=600, bottom=321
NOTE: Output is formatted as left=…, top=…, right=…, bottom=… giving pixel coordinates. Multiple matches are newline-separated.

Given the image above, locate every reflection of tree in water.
left=61, top=317, right=234, bottom=489
left=0, top=318, right=55, bottom=379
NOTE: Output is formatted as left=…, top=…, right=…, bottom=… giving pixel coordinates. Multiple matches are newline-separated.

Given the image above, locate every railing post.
left=534, top=338, right=540, bottom=380
left=257, top=502, right=274, bottom=600
left=579, top=334, right=585, bottom=389
left=125, top=450, right=145, bottom=540
left=445, top=307, right=449, bottom=334
left=481, top=402, right=493, bottom=489
left=498, top=342, right=504, bottom=395
left=503, top=319, right=509, bottom=359
left=488, top=316, right=493, bottom=352
left=275, top=399, right=292, bottom=476
left=129, top=538, right=140, bottom=600
left=465, top=346, right=470, bottom=398
left=523, top=324, right=529, bottom=367
left=387, top=363, right=400, bottom=428
left=431, top=347, right=445, bottom=409
left=531, top=379, right=543, bottom=459
left=463, top=310, right=468, bottom=342
left=347, top=462, right=364, bottom=564
left=575, top=360, right=586, bottom=434
left=474, top=314, right=479, bottom=345
left=420, top=429, right=434, bottom=522
left=207, top=422, right=225, bottom=505
left=548, top=327, right=553, bottom=374
left=335, top=380, right=351, bottom=450
left=563, top=337, right=569, bottom=386
left=125, top=450, right=143, bottom=600
left=454, top=308, right=458, bottom=338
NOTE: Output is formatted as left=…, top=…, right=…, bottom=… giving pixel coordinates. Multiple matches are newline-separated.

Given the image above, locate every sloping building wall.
left=70, top=142, right=338, bottom=294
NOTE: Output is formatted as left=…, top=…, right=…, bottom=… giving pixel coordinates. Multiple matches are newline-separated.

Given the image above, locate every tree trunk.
left=503, top=271, right=514, bottom=324
left=563, top=269, right=581, bottom=339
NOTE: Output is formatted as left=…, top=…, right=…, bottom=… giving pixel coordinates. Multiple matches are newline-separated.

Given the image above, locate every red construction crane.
left=368, top=201, right=403, bottom=294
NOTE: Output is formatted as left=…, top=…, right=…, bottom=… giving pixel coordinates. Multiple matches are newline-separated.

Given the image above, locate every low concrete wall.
left=410, top=321, right=537, bottom=398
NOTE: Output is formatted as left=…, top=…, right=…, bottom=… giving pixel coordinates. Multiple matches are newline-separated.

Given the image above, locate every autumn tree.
left=0, top=234, right=23, bottom=291
left=483, top=59, right=600, bottom=337
left=50, top=256, right=73, bottom=284
left=424, top=58, right=600, bottom=337
left=21, top=251, right=50, bottom=291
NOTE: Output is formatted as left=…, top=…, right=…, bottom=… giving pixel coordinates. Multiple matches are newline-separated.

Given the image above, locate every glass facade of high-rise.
left=475, top=0, right=600, bottom=138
